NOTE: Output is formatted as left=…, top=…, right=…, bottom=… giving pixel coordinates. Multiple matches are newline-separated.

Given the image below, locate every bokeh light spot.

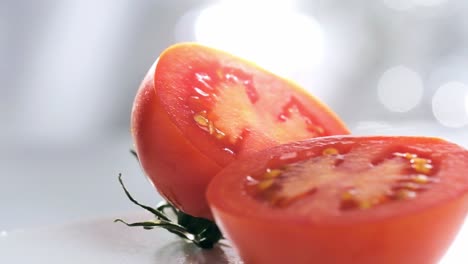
left=432, top=82, right=468, bottom=128
left=377, top=66, right=424, bottom=112
left=194, top=0, right=323, bottom=78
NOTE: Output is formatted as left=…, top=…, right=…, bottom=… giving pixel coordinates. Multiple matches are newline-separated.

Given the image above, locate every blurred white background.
left=1, top=0, right=468, bottom=232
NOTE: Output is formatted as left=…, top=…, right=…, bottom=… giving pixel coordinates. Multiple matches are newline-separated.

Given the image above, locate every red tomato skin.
left=132, top=43, right=349, bottom=219
left=207, top=136, right=468, bottom=264
left=212, top=193, right=468, bottom=264
left=132, top=62, right=221, bottom=219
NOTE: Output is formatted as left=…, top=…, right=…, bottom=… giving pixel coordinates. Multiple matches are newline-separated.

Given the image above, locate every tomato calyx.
left=115, top=174, right=222, bottom=249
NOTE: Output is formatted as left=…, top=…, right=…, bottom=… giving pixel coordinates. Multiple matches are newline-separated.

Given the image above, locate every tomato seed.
left=194, top=111, right=209, bottom=127
left=359, top=200, right=374, bottom=209
left=394, top=189, right=417, bottom=200
left=394, top=152, right=418, bottom=160
left=263, top=169, right=283, bottom=179
left=257, top=178, right=275, bottom=191
left=208, top=120, right=215, bottom=135
left=312, top=125, right=325, bottom=135
left=411, top=162, right=433, bottom=174
left=322, top=148, right=339, bottom=156
left=341, top=189, right=357, bottom=200
left=411, top=157, right=432, bottom=165
left=340, top=189, right=363, bottom=210
left=250, top=151, right=438, bottom=211
left=411, top=174, right=430, bottom=184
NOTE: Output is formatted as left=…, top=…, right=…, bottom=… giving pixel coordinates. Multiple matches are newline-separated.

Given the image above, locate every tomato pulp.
left=207, top=136, right=468, bottom=263
left=131, top=43, right=349, bottom=219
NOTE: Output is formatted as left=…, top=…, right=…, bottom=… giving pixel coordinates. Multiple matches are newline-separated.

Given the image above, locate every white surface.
left=0, top=134, right=161, bottom=231
left=0, top=213, right=242, bottom=264
left=0, top=211, right=467, bottom=264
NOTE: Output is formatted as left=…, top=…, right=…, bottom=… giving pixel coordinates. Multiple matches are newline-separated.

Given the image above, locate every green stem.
left=115, top=174, right=222, bottom=249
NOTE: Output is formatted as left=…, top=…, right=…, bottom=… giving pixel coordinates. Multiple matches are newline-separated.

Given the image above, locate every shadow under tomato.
left=154, top=239, right=243, bottom=264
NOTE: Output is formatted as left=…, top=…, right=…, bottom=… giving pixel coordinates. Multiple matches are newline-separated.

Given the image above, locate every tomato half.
left=131, top=43, right=349, bottom=219
left=207, top=136, right=468, bottom=264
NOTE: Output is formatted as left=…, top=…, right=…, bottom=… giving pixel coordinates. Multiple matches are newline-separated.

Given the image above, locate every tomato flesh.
left=187, top=65, right=326, bottom=153
left=207, top=136, right=468, bottom=263
left=132, top=43, right=349, bottom=219
left=155, top=44, right=349, bottom=165
left=247, top=147, right=437, bottom=211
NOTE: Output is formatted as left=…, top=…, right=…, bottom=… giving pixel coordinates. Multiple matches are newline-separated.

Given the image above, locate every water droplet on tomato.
left=225, top=73, right=239, bottom=83
left=223, top=147, right=235, bottom=155
left=195, top=72, right=213, bottom=89
left=279, top=152, right=298, bottom=160
left=194, top=87, right=210, bottom=97
left=245, top=175, right=259, bottom=186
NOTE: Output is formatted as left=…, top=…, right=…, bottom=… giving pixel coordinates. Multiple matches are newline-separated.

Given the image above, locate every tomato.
left=207, top=136, right=468, bottom=264
left=131, top=43, right=349, bottom=219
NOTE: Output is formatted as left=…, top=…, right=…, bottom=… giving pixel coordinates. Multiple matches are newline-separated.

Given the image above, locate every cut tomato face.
left=207, top=136, right=468, bottom=264
left=131, top=43, right=349, bottom=219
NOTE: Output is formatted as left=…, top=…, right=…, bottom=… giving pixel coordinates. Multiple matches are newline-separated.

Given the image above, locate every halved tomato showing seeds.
left=207, top=136, right=468, bottom=264
left=131, top=43, right=349, bottom=219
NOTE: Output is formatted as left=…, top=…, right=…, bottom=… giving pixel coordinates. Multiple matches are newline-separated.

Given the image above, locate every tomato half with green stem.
left=207, top=136, right=468, bottom=264
left=131, top=43, right=349, bottom=220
